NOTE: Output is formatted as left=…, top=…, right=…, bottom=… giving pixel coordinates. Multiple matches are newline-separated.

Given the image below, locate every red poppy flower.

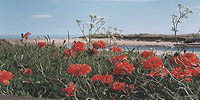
left=170, top=53, right=200, bottom=82
left=170, top=67, right=197, bottom=82
left=37, top=42, right=46, bottom=48
left=141, top=56, right=163, bottom=70
left=0, top=70, right=14, bottom=85
left=170, top=67, right=184, bottom=79
left=184, top=67, right=200, bottom=77
left=172, top=53, right=200, bottom=68
left=91, top=73, right=113, bottom=84
left=21, top=68, right=32, bottom=75
left=148, top=68, right=168, bottom=77
left=112, top=61, right=135, bottom=75
left=141, top=51, right=154, bottom=58
left=110, top=46, right=122, bottom=53
left=61, top=82, right=76, bottom=97
left=91, top=75, right=103, bottom=82
left=109, top=55, right=128, bottom=63
left=112, top=82, right=126, bottom=92
left=182, top=68, right=193, bottom=82
left=183, top=77, right=193, bottom=82
left=72, top=41, right=85, bottom=52
left=67, top=64, right=92, bottom=77
left=92, top=40, right=106, bottom=49
left=64, top=48, right=76, bottom=57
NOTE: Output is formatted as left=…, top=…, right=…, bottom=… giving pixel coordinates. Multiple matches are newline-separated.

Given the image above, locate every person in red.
left=21, top=32, right=31, bottom=42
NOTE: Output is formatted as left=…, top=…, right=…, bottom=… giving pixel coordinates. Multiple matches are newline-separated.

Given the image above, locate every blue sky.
left=0, top=0, right=200, bottom=37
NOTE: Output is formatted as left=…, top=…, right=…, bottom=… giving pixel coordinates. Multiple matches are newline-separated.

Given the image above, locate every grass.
left=0, top=39, right=200, bottom=100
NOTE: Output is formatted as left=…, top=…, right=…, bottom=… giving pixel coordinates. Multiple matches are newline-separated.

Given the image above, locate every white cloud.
left=30, top=14, right=53, bottom=19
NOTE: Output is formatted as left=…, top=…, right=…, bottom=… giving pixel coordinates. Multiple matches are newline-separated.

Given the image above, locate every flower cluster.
left=61, top=82, right=77, bottom=97
left=64, top=48, right=76, bottom=57
left=171, top=53, right=200, bottom=67
left=67, top=64, right=92, bottom=77
left=95, top=54, right=135, bottom=92
left=92, top=40, right=106, bottom=49
left=64, top=41, right=86, bottom=57
left=141, top=56, right=168, bottom=77
left=91, top=73, right=113, bottom=84
left=112, top=82, right=126, bottom=92
left=141, top=56, right=163, bottom=70
left=0, top=70, right=14, bottom=85
left=112, top=61, right=135, bottom=75
left=147, top=68, right=168, bottom=77
left=37, top=42, right=46, bottom=48
left=83, top=40, right=107, bottom=55
left=170, top=53, right=200, bottom=82
left=110, top=46, right=122, bottom=53
left=64, top=50, right=135, bottom=93
left=72, top=41, right=86, bottom=52
left=141, top=51, right=154, bottom=58
left=109, top=55, right=128, bottom=63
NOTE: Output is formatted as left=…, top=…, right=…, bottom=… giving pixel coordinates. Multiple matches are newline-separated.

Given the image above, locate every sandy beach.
left=9, top=38, right=175, bottom=47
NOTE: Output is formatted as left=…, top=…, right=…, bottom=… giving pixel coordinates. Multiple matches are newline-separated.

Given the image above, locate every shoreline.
left=7, top=38, right=175, bottom=47
left=3, top=38, right=200, bottom=57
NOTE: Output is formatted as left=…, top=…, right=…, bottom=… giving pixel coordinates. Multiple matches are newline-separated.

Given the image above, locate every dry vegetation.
left=78, top=33, right=200, bottom=42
